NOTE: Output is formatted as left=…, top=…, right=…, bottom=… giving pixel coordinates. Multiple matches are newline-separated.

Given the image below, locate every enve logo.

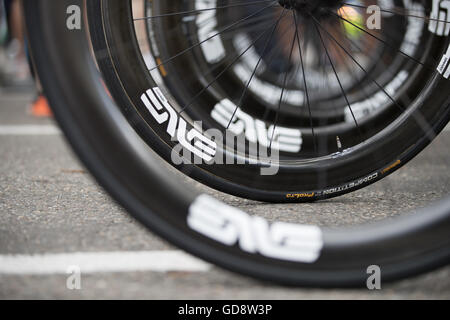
left=212, top=99, right=303, bottom=153
left=141, top=87, right=217, bottom=162
left=188, top=195, right=323, bottom=263
left=429, top=0, right=450, bottom=36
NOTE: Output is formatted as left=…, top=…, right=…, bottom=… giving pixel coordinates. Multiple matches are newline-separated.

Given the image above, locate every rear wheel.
left=88, top=0, right=450, bottom=202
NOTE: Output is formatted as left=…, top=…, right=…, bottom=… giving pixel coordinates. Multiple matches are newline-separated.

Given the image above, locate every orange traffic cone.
left=30, top=95, right=52, bottom=117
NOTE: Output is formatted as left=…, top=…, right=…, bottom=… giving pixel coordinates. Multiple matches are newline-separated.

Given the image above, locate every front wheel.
left=23, top=0, right=450, bottom=287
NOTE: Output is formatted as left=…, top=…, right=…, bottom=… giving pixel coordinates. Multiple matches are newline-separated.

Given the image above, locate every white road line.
left=0, top=125, right=61, bottom=136
left=0, top=93, right=34, bottom=101
left=0, top=251, right=211, bottom=275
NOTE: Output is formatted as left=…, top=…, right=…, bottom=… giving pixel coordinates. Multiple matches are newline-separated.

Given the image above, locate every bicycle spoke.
left=269, top=21, right=297, bottom=152
left=149, top=1, right=278, bottom=72
left=330, top=10, right=434, bottom=70
left=311, top=14, right=405, bottom=114
left=341, top=2, right=450, bottom=24
left=227, top=8, right=288, bottom=129
left=293, top=11, right=316, bottom=153
left=134, top=0, right=274, bottom=21
left=311, top=14, right=362, bottom=138
left=179, top=14, right=283, bottom=114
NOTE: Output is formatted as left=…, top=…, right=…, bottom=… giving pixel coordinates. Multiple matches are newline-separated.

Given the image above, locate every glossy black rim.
left=88, top=0, right=450, bottom=202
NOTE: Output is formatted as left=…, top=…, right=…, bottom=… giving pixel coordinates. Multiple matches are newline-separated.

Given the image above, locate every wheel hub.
left=278, top=0, right=343, bottom=15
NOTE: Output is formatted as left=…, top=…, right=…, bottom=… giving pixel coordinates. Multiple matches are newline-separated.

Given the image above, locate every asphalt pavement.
left=0, top=90, right=449, bottom=299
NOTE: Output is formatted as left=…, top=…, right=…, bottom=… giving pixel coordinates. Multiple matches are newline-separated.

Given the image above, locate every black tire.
left=23, top=0, right=450, bottom=287
left=86, top=0, right=450, bottom=203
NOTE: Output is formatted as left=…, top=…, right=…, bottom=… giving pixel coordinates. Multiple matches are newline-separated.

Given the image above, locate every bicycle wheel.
left=23, top=0, right=450, bottom=287
left=86, top=0, right=450, bottom=202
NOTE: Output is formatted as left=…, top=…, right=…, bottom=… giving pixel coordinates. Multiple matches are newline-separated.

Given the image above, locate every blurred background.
left=0, top=0, right=51, bottom=117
